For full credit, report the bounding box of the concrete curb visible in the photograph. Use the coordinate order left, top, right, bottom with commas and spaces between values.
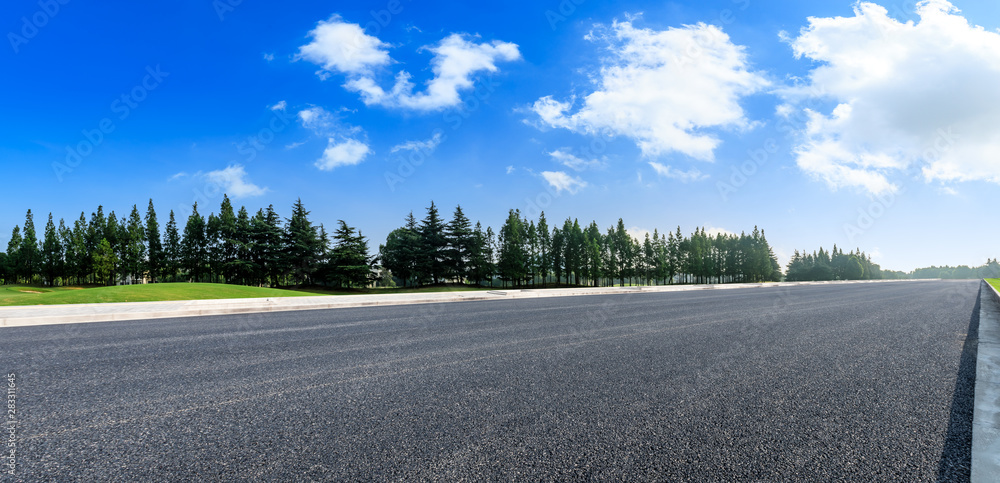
0, 278, 932, 328
974, 280, 1000, 482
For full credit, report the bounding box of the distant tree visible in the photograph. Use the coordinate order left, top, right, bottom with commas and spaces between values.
181, 203, 209, 282
380, 225, 421, 287
164, 210, 181, 282
19, 210, 39, 283
92, 238, 118, 286
145, 200, 162, 282
6, 226, 21, 284
537, 212, 551, 285
40, 213, 63, 286
418, 201, 448, 284
122, 205, 147, 284
497, 209, 527, 286
444, 205, 474, 283
330, 220, 372, 288
283, 198, 322, 285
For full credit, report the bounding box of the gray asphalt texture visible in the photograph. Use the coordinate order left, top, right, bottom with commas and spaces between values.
0, 280, 980, 481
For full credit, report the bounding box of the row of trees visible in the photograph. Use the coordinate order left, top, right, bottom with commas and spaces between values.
784, 246, 892, 281
910, 260, 1000, 280
379, 202, 783, 288
0, 197, 374, 288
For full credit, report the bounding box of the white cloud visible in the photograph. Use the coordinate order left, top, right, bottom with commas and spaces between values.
205, 165, 268, 198
297, 106, 334, 133
782, 0, 1000, 194
168, 172, 188, 181
316, 138, 370, 171
531, 19, 768, 161
298, 17, 520, 111
626, 227, 651, 242
390, 132, 443, 153
648, 161, 708, 182
270, 100, 287, 111
263, 52, 275, 62
506, 165, 515, 174
541, 170, 587, 194
297, 15, 390, 75
548, 149, 603, 171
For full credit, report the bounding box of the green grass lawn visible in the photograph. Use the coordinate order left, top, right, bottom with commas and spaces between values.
986, 278, 1000, 292
0, 282, 491, 307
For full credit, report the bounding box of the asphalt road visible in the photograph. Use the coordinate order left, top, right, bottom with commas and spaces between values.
0, 280, 981, 481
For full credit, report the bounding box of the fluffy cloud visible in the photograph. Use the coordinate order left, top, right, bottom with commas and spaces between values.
270, 100, 286, 111
648, 161, 708, 182
390, 131, 443, 154
548, 149, 603, 171
296, 15, 390, 75
782, 0, 1000, 194
316, 139, 370, 171
531, 19, 768, 161
299, 17, 520, 111
541, 171, 587, 194
205, 165, 268, 198
297, 106, 370, 170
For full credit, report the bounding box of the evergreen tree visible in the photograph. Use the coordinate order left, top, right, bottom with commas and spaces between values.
92, 238, 118, 286
41, 213, 63, 286
181, 203, 208, 282
418, 201, 448, 284
122, 205, 146, 284
330, 220, 372, 288
537, 212, 551, 285
284, 198, 322, 285
19, 210, 39, 283
498, 209, 528, 286
444, 205, 474, 283
145, 200, 162, 283
6, 226, 21, 284
164, 210, 181, 282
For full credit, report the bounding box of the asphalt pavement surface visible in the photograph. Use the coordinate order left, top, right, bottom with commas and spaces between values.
0, 280, 980, 481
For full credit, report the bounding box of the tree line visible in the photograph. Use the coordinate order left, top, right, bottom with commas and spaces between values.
0, 198, 788, 289
379, 202, 783, 288
910, 260, 1000, 280
784, 246, 890, 281
0, 197, 374, 288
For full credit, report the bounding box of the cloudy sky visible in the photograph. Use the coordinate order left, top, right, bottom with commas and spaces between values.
3, 0, 1000, 272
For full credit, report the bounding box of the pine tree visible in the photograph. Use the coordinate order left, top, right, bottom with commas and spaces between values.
283, 199, 321, 285
6, 226, 21, 284
41, 213, 63, 286
19, 210, 39, 283
330, 220, 372, 288
122, 205, 146, 284
444, 205, 474, 283
181, 203, 208, 282
145, 200, 162, 283
537, 212, 551, 285
92, 238, 118, 286
164, 210, 181, 282
418, 201, 448, 284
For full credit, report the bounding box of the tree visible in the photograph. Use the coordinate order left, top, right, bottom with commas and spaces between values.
19, 210, 39, 283
92, 238, 118, 286
380, 226, 420, 287
283, 198, 322, 285
181, 203, 209, 282
444, 205, 474, 283
164, 210, 181, 282
418, 201, 448, 284
145, 200, 162, 282
537, 212, 551, 285
6, 226, 21, 284
330, 220, 372, 288
41, 213, 64, 286
122, 205, 147, 284
497, 209, 527, 286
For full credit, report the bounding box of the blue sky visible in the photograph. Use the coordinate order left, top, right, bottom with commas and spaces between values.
3, 0, 1000, 272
